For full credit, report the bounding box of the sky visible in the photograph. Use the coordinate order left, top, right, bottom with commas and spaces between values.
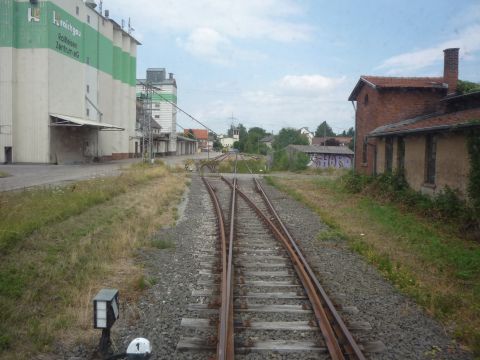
105, 0, 480, 135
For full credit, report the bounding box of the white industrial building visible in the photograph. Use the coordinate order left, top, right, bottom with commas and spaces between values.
136, 68, 177, 156
0, 0, 139, 164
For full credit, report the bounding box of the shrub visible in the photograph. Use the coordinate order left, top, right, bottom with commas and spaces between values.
341, 171, 477, 237
341, 170, 371, 193
289, 152, 309, 172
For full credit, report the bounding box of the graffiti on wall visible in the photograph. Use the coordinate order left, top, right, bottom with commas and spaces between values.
308, 153, 353, 169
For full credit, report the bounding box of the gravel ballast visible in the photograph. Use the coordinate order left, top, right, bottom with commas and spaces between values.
70, 173, 471, 359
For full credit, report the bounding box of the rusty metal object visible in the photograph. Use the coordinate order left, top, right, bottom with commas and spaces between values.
201, 177, 234, 359
253, 178, 366, 360
221, 176, 365, 360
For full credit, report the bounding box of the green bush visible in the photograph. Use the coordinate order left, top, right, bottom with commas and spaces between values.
272, 150, 309, 172
467, 128, 480, 214
289, 152, 309, 172
432, 187, 466, 220
341, 170, 371, 193
341, 171, 477, 235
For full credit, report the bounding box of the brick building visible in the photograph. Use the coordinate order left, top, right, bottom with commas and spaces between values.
349, 48, 480, 197
184, 129, 210, 152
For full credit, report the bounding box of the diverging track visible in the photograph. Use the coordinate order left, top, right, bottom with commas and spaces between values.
177, 164, 382, 359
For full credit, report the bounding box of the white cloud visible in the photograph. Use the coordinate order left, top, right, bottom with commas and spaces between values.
277, 74, 346, 96
106, 0, 312, 64
177, 27, 267, 65
378, 24, 480, 75
177, 27, 231, 65
182, 74, 354, 134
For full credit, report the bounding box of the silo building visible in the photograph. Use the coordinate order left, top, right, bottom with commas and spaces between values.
136, 68, 177, 156
0, 0, 140, 163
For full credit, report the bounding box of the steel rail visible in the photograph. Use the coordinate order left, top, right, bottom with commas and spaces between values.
201, 153, 238, 360
221, 176, 346, 360
201, 176, 234, 359
253, 178, 366, 360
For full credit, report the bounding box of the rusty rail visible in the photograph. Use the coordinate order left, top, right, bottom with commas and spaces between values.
253, 178, 366, 359
202, 154, 237, 360
221, 176, 366, 360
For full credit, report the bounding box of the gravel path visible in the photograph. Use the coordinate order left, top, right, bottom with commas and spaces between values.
69, 174, 471, 359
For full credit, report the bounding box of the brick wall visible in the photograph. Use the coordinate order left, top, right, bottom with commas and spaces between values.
354, 85, 446, 174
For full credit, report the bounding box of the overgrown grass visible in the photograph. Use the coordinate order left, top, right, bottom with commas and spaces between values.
265, 174, 480, 355
0, 163, 187, 358
216, 158, 268, 174
0, 164, 166, 254
341, 171, 480, 240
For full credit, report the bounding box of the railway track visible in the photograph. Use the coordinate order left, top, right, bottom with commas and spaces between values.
177, 155, 382, 359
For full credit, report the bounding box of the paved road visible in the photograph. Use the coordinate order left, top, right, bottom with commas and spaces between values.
0, 152, 220, 192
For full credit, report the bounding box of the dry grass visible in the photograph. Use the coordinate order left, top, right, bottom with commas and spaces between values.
267, 174, 479, 355
0, 164, 187, 359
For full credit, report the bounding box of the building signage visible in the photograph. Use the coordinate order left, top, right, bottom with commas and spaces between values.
52, 10, 81, 59
52, 11, 82, 37
28, 8, 41, 22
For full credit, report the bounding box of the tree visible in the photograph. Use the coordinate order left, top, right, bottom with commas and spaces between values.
185, 129, 195, 139
244, 127, 267, 154
233, 124, 248, 152
346, 127, 354, 137
315, 121, 335, 137
325, 138, 340, 146
272, 128, 309, 151
212, 134, 222, 151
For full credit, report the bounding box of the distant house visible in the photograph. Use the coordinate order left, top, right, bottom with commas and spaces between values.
312, 136, 353, 147
287, 145, 354, 169
219, 134, 236, 150
184, 129, 209, 152
299, 127, 314, 144
260, 134, 274, 148
348, 48, 480, 197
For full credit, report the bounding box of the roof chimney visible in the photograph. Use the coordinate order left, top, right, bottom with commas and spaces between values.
443, 48, 459, 95
169, 72, 174, 80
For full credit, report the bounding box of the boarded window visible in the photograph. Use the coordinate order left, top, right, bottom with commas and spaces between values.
425, 135, 437, 184
397, 137, 405, 171
362, 140, 367, 164
385, 137, 393, 172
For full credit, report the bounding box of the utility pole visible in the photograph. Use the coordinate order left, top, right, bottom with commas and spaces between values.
142, 82, 154, 163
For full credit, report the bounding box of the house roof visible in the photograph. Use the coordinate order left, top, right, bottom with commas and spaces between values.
368, 107, 480, 137
440, 90, 480, 102
177, 135, 198, 142
260, 135, 274, 142
348, 76, 446, 101
312, 136, 352, 145
184, 128, 208, 140
288, 144, 354, 155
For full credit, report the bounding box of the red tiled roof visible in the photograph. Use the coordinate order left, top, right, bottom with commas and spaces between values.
348, 76, 446, 101
184, 129, 208, 140
362, 76, 444, 88
369, 108, 480, 137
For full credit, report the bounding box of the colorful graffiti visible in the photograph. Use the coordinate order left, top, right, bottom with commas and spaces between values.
308, 153, 353, 169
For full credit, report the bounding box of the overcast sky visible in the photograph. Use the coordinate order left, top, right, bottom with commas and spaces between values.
106, 0, 480, 135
